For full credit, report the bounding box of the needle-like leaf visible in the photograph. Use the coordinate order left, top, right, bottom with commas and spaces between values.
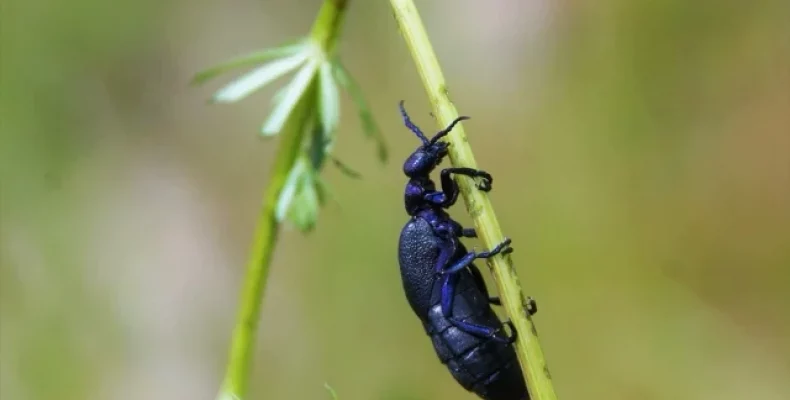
275, 158, 307, 222
192, 40, 307, 85
210, 51, 310, 104
330, 157, 361, 179
332, 60, 388, 162
318, 61, 340, 137
261, 60, 319, 136
287, 168, 320, 231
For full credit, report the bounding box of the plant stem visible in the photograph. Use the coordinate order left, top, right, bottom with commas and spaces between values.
311, 0, 348, 54
218, 2, 348, 399
219, 87, 313, 400
388, 1, 558, 400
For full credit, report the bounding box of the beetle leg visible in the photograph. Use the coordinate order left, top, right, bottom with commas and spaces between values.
525, 297, 538, 316
433, 239, 457, 275
469, 260, 537, 315
446, 220, 474, 239
461, 228, 477, 238
475, 237, 513, 258
439, 274, 504, 339
423, 191, 449, 205
435, 225, 460, 243
421, 175, 460, 208
437, 238, 513, 276
422, 167, 493, 209
498, 320, 518, 344
438, 252, 476, 276
436, 170, 461, 207
470, 250, 528, 311
468, 264, 489, 296
468, 263, 500, 305
440, 167, 494, 203
469, 265, 508, 306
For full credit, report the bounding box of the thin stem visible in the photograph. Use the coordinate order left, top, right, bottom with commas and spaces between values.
218, 2, 348, 399
311, 0, 348, 54
219, 86, 314, 400
388, 2, 558, 400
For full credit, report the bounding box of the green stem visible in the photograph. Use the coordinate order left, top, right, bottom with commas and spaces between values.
218, 2, 348, 399
311, 0, 348, 54
388, 1, 558, 400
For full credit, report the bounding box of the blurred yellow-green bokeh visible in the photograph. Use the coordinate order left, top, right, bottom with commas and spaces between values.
2, 1, 789, 399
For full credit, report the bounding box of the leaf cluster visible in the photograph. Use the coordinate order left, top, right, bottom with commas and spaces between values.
193, 38, 386, 231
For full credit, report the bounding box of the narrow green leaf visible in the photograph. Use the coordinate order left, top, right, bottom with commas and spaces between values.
192, 40, 307, 85
306, 117, 327, 169
330, 157, 361, 179
210, 51, 310, 104
314, 175, 343, 211
318, 61, 340, 137
314, 174, 330, 206
301, 177, 320, 229
275, 158, 307, 222
276, 158, 324, 231
270, 82, 290, 107
306, 119, 360, 180
332, 61, 388, 162
287, 171, 319, 231
261, 60, 319, 136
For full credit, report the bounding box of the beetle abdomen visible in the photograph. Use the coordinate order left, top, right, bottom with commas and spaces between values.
424, 272, 528, 400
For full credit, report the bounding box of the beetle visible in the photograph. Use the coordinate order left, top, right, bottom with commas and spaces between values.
396, 101, 535, 400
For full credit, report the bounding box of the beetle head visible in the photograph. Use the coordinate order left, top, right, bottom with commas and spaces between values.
403, 140, 449, 178
399, 100, 468, 178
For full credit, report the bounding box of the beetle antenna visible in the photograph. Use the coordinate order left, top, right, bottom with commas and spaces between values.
429, 115, 470, 144
399, 100, 430, 145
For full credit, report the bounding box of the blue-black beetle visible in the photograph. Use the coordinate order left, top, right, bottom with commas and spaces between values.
396, 101, 534, 400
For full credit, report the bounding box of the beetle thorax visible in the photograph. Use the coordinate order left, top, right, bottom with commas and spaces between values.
404, 177, 436, 215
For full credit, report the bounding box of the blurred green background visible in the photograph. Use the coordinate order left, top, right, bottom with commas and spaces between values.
2, 0, 789, 399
